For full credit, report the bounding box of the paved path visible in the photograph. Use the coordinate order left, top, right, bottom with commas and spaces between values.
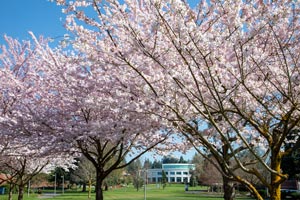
37, 193, 60, 199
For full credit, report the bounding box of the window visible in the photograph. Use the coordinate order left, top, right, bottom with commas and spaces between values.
157, 172, 162, 175
176, 177, 182, 182
170, 172, 175, 175
183, 172, 188, 175
176, 172, 182, 175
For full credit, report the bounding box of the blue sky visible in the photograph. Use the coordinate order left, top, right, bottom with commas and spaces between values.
0, 0, 66, 44
0, 0, 198, 44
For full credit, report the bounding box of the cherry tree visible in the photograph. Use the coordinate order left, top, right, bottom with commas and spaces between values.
0, 147, 74, 200
52, 0, 300, 200
0, 35, 76, 200
26, 28, 173, 200
1, 27, 172, 200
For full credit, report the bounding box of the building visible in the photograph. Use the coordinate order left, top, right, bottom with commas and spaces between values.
281, 180, 300, 190
147, 163, 195, 183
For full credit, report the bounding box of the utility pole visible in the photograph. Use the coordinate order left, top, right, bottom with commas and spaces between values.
144, 169, 147, 200
61, 175, 64, 194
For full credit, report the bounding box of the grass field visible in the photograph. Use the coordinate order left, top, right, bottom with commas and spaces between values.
0, 184, 254, 200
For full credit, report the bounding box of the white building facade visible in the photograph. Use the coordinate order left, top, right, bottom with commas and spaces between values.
147, 163, 195, 183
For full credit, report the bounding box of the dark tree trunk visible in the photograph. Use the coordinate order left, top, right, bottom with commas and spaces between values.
8, 183, 13, 200
18, 185, 24, 200
223, 176, 235, 200
95, 172, 104, 200
82, 183, 87, 192
7, 183, 15, 200
8, 190, 13, 200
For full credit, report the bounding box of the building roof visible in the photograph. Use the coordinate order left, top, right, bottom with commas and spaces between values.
162, 163, 195, 170
0, 174, 12, 186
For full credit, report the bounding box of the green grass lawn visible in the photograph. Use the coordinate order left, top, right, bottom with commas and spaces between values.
0, 184, 254, 200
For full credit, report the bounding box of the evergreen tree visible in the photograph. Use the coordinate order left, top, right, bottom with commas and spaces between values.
127, 159, 142, 176
179, 156, 188, 163
282, 130, 300, 179
151, 160, 162, 169
133, 172, 144, 192
161, 170, 167, 190
143, 159, 152, 169
189, 174, 197, 187
162, 156, 179, 164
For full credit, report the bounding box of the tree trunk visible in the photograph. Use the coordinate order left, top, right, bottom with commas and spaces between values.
8, 183, 13, 200
221, 144, 236, 200
18, 185, 24, 200
222, 176, 235, 200
8, 190, 13, 200
82, 183, 87, 192
95, 172, 104, 200
8, 186, 13, 200
88, 179, 92, 200
270, 186, 281, 200
269, 153, 282, 200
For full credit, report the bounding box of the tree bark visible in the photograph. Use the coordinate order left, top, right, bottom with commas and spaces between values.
17, 185, 24, 200
269, 153, 282, 200
8, 190, 13, 200
8, 187, 12, 200
223, 176, 235, 200
82, 183, 87, 192
95, 172, 104, 200
8, 183, 13, 200
88, 179, 92, 200
270, 186, 281, 200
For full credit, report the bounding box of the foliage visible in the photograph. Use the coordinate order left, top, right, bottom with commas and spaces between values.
161, 170, 167, 190
127, 159, 144, 191
282, 130, 300, 179
161, 155, 188, 164
152, 160, 162, 169
199, 158, 222, 187
30, 173, 49, 189
127, 159, 142, 176
132, 174, 144, 192
48, 167, 68, 187
143, 159, 152, 170
189, 174, 197, 187
69, 156, 96, 196
104, 168, 124, 188
190, 153, 204, 185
